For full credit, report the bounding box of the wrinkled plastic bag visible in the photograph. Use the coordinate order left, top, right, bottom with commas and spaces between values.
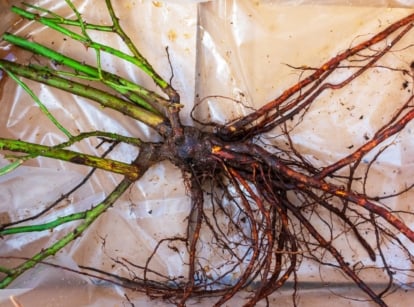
1, 0, 414, 306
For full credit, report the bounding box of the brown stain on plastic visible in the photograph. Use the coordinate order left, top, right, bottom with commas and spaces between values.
167, 29, 177, 42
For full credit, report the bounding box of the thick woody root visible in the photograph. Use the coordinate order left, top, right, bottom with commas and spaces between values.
116, 12, 414, 305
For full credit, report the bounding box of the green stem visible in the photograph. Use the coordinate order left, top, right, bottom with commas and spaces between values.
0, 59, 169, 134
11, 5, 171, 94
0, 156, 28, 176
0, 132, 139, 176
2, 33, 169, 114
0, 211, 87, 235
104, 0, 178, 100
2, 66, 72, 138
57, 131, 142, 148
0, 138, 140, 180
0, 177, 133, 288
21, 2, 114, 32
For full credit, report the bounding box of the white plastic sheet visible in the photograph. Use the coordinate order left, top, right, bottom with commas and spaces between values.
1, 0, 414, 306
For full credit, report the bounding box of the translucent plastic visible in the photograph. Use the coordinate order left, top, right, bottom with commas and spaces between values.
1, 0, 414, 306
